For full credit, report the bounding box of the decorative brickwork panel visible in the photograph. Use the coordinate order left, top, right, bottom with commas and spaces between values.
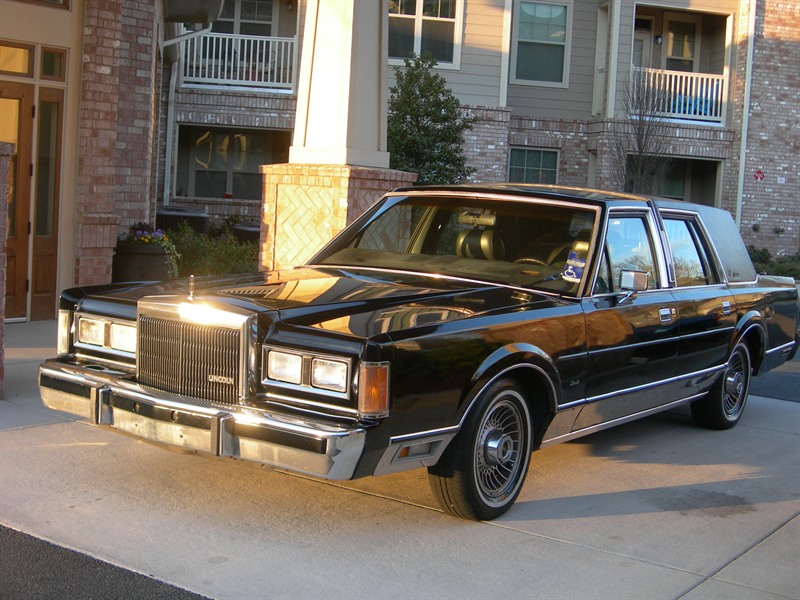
275, 185, 342, 269
260, 164, 416, 271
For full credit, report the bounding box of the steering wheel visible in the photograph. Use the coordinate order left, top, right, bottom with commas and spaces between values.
514, 257, 549, 266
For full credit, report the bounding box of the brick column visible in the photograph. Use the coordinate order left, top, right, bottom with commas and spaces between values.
73, 0, 123, 285
260, 164, 416, 271
0, 142, 12, 396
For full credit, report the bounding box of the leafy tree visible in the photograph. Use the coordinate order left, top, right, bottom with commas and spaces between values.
388, 53, 475, 185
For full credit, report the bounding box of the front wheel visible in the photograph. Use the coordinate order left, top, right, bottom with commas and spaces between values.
691, 342, 751, 430
428, 379, 532, 520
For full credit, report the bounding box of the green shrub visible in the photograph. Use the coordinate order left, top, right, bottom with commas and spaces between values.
748, 245, 800, 280
169, 222, 258, 276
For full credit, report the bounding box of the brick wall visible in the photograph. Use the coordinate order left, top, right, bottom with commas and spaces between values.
737, 0, 800, 256
462, 106, 511, 183
0, 142, 12, 396
116, 0, 159, 228
74, 0, 161, 285
74, 0, 124, 284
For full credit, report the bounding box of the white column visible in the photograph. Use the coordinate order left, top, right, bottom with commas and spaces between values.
289, 0, 390, 168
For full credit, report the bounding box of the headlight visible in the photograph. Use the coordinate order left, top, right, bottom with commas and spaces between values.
311, 358, 348, 393
109, 323, 137, 353
74, 314, 137, 355
267, 350, 303, 385
78, 317, 105, 346
263, 348, 352, 396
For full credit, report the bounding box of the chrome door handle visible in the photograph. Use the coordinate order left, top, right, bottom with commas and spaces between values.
659, 308, 676, 322
722, 301, 732, 315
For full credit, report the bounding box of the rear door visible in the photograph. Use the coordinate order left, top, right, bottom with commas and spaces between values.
662, 213, 736, 382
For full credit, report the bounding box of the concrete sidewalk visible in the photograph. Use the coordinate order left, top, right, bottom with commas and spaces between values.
1, 320, 799, 599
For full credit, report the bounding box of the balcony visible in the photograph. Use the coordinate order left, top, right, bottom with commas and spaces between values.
180, 31, 296, 91
630, 67, 725, 125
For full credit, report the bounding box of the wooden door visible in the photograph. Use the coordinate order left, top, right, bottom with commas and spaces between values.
30, 87, 63, 320
1, 81, 34, 319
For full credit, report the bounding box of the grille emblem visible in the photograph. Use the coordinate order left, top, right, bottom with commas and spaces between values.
208, 374, 235, 386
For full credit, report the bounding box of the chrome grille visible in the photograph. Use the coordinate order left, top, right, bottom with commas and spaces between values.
138, 315, 242, 404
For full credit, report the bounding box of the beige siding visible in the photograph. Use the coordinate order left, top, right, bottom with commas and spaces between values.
389, 0, 507, 107
506, 0, 598, 119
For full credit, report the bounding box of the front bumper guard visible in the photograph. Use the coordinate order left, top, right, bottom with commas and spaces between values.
39, 360, 366, 480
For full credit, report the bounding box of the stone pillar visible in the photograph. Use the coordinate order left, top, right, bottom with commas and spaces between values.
260, 0, 416, 271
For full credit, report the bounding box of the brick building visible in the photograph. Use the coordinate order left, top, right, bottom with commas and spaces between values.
1, 0, 798, 334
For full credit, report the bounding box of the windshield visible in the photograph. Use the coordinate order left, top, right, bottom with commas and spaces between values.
312, 194, 599, 295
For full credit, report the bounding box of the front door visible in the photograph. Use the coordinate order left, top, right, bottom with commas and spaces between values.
1, 81, 34, 319
1, 81, 61, 320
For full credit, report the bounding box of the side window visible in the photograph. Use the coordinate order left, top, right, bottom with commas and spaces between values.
664, 218, 716, 286
605, 216, 658, 290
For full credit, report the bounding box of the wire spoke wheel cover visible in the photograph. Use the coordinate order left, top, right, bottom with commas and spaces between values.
474, 395, 526, 506
428, 378, 533, 520
691, 342, 751, 430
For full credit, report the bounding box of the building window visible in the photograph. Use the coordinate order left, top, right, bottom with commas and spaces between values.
176, 126, 290, 201
389, 0, 463, 67
0, 41, 35, 77
511, 0, 572, 87
41, 47, 66, 81
10, 0, 69, 8
213, 0, 274, 36
509, 148, 559, 184
664, 13, 701, 73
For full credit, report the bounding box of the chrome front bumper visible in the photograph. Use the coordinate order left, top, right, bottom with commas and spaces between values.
39, 360, 366, 480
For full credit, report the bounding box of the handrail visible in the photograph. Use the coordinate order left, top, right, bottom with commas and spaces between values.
181, 31, 295, 90
631, 66, 725, 123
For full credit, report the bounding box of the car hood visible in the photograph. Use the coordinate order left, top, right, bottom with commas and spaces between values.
82, 268, 558, 340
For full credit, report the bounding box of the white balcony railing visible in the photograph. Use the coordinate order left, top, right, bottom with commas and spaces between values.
181, 31, 295, 90
631, 67, 725, 124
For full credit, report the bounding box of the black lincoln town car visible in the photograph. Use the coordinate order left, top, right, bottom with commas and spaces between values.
40, 185, 799, 520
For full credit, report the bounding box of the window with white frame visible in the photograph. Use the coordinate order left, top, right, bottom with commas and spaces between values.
213, 0, 274, 36
388, 0, 463, 67
511, 0, 572, 86
509, 148, 559, 184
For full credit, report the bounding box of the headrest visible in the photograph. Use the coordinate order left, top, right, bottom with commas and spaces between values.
455, 229, 505, 260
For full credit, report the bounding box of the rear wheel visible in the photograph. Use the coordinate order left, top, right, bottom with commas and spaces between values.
428, 379, 532, 520
691, 342, 751, 430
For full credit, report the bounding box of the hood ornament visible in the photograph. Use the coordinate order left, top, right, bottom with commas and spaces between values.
188, 274, 195, 300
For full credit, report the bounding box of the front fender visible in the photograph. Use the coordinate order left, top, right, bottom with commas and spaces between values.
459, 343, 562, 425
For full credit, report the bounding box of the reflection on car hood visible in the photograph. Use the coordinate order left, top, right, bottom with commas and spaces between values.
216, 267, 555, 338
78, 268, 558, 339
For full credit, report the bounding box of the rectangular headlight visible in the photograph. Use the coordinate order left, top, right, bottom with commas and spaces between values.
311, 358, 348, 393
267, 350, 303, 385
109, 323, 137, 353
77, 317, 106, 347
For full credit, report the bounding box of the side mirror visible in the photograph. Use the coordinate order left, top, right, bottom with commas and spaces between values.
620, 270, 648, 292
618, 270, 648, 305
